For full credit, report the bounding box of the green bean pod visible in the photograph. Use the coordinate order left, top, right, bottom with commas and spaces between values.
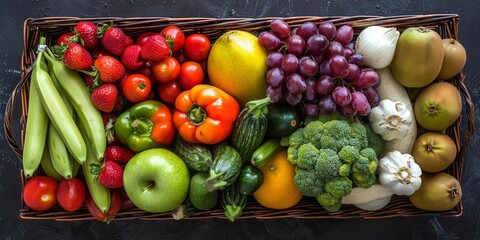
44, 52, 106, 161
22, 39, 49, 178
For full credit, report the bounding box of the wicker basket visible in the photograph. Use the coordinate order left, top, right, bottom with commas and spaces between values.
4, 14, 475, 221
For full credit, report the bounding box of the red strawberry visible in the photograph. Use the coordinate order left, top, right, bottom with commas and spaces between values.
104, 146, 136, 165
92, 47, 110, 59
94, 55, 125, 83
91, 83, 118, 113
116, 71, 131, 89
101, 113, 120, 145
125, 35, 134, 47
83, 75, 95, 89
113, 92, 126, 112
63, 43, 93, 71
74, 21, 99, 49
100, 26, 129, 56
91, 161, 124, 189
121, 45, 145, 70
140, 34, 170, 62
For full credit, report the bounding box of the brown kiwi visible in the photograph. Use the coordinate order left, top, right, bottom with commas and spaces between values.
409, 172, 462, 211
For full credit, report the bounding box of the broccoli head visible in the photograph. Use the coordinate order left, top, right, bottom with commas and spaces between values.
324, 176, 352, 199
315, 149, 342, 179
317, 192, 342, 212
297, 143, 320, 169
294, 168, 325, 197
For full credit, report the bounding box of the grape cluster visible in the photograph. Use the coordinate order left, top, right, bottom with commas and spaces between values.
259, 19, 380, 117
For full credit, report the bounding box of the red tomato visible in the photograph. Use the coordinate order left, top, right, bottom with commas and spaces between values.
161, 26, 185, 53
183, 34, 211, 61
122, 74, 152, 103
177, 61, 204, 90
56, 178, 86, 212
23, 176, 58, 212
57, 32, 75, 46
151, 56, 181, 83
85, 188, 124, 223
135, 32, 156, 47
158, 81, 183, 104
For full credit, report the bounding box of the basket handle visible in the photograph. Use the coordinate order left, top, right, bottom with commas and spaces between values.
3, 63, 35, 161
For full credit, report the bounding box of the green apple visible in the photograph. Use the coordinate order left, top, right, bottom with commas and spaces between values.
123, 148, 190, 213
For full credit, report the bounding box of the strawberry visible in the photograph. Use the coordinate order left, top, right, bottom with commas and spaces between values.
62, 43, 93, 71
74, 21, 99, 49
140, 34, 170, 62
101, 113, 120, 145
94, 55, 125, 83
104, 146, 136, 165
113, 92, 126, 112
91, 161, 124, 189
92, 47, 110, 59
91, 83, 118, 113
83, 75, 95, 89
100, 26, 130, 56
121, 45, 145, 70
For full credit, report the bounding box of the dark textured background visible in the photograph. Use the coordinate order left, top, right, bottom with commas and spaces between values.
1, 1, 479, 239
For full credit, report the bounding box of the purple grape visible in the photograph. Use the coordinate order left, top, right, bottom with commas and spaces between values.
350, 91, 369, 112
267, 85, 284, 103
329, 55, 349, 78
286, 73, 307, 94
258, 31, 282, 51
306, 34, 329, 55
326, 41, 344, 59
363, 87, 380, 107
343, 48, 355, 61
296, 22, 318, 41
266, 67, 285, 87
286, 34, 306, 56
318, 95, 337, 114
270, 19, 291, 39
345, 64, 360, 81
312, 52, 328, 64
304, 103, 320, 117
344, 42, 355, 50
281, 54, 299, 73
315, 75, 334, 96
267, 52, 284, 68
298, 56, 319, 77
303, 78, 317, 101
318, 60, 331, 76
318, 21, 337, 40
335, 25, 354, 46
332, 86, 352, 106
348, 53, 365, 67
285, 91, 303, 105
355, 68, 379, 88
357, 103, 372, 117
340, 104, 357, 117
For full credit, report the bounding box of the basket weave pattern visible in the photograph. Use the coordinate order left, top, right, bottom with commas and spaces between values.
4, 14, 475, 221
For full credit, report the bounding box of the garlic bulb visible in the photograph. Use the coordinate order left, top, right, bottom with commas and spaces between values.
369, 99, 413, 141
355, 26, 400, 69
378, 150, 422, 196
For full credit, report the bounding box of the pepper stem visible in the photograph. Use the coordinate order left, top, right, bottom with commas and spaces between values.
187, 104, 207, 126
131, 118, 153, 136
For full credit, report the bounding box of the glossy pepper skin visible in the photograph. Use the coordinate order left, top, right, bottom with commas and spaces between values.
173, 84, 240, 144
115, 100, 175, 152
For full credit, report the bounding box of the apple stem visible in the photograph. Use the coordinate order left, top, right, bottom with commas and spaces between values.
142, 181, 155, 192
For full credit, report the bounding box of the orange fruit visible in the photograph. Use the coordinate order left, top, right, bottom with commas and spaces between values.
253, 149, 303, 209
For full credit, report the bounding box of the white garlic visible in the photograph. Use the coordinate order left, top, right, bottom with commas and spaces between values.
378, 150, 422, 196
369, 99, 413, 141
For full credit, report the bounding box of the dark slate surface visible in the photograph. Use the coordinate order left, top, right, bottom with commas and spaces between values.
1, 1, 479, 239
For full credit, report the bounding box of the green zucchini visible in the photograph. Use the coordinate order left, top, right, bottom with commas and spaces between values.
236, 165, 264, 195
266, 103, 300, 138
251, 138, 282, 167
231, 97, 270, 164
172, 135, 213, 172
206, 142, 243, 192
221, 183, 247, 222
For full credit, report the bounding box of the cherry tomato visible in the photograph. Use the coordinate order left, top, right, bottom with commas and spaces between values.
177, 61, 204, 90
122, 73, 152, 103
85, 188, 124, 223
183, 34, 211, 61
57, 32, 75, 46
158, 81, 183, 104
151, 56, 181, 83
161, 26, 185, 53
56, 178, 86, 212
135, 32, 156, 47
23, 176, 58, 212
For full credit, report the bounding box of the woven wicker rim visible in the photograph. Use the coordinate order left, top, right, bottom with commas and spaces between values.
4, 14, 475, 221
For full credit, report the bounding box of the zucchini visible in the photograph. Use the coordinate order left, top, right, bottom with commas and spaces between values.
188, 172, 218, 210
251, 138, 282, 167
221, 183, 247, 222
172, 134, 213, 172
231, 97, 270, 164
206, 142, 243, 192
266, 103, 300, 138
236, 165, 264, 195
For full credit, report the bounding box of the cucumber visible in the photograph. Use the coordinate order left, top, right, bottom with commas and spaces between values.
236, 165, 264, 195
231, 97, 270, 164
266, 103, 300, 138
206, 142, 243, 192
221, 183, 247, 222
251, 138, 282, 167
188, 172, 218, 211
172, 135, 213, 172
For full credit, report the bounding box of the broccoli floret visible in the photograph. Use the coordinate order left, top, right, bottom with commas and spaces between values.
315, 149, 342, 179
320, 120, 352, 152
294, 168, 325, 197
287, 147, 299, 165
365, 123, 386, 156
349, 121, 369, 149
338, 163, 352, 177
317, 192, 342, 212
303, 121, 324, 149
297, 143, 320, 169
352, 173, 376, 189
352, 156, 370, 175
324, 176, 352, 199
280, 136, 290, 147
338, 146, 359, 163
288, 128, 305, 148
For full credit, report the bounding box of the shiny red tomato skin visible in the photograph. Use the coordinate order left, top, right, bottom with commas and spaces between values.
57, 178, 86, 212
151, 56, 181, 83
122, 73, 152, 103
23, 176, 58, 212
158, 81, 183, 104
183, 34, 211, 61
161, 26, 185, 53
177, 61, 204, 90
